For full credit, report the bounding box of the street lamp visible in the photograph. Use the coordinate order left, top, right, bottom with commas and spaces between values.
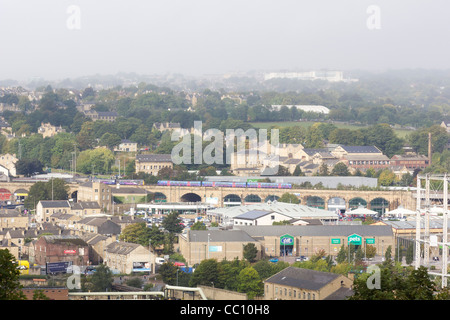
207, 233, 211, 259
149, 239, 152, 275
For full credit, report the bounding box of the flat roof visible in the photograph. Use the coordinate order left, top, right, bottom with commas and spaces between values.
235, 225, 393, 237
209, 202, 339, 220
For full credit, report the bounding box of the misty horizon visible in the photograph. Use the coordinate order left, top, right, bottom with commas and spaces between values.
0, 1, 449, 81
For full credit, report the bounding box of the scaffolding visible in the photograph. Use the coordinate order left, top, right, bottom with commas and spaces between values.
415, 173, 449, 287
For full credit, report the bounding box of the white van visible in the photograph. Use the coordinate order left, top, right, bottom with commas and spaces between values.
155, 257, 165, 265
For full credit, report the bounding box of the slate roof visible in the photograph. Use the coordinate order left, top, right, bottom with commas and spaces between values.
71, 201, 102, 210
340, 145, 381, 154
323, 287, 354, 300
302, 148, 329, 156
106, 241, 141, 255
41, 235, 88, 246
136, 154, 172, 162
82, 233, 108, 245
188, 230, 258, 243
235, 225, 393, 237
97, 111, 118, 117
234, 210, 274, 220
265, 267, 341, 291
39, 200, 70, 208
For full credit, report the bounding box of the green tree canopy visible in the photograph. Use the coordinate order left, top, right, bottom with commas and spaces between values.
278, 193, 300, 204
24, 179, 69, 210
0, 249, 27, 300
88, 263, 113, 292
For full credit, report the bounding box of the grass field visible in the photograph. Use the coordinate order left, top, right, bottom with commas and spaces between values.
249, 121, 413, 139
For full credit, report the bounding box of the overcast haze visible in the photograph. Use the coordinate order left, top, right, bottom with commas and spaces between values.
0, 0, 449, 81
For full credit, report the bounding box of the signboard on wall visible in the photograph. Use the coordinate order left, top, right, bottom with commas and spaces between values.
209, 246, 222, 252
347, 234, 362, 245
132, 262, 151, 272
331, 238, 341, 244
280, 234, 294, 246
46, 261, 72, 274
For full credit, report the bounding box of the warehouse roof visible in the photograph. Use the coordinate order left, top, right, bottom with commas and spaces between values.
235, 225, 393, 237
209, 202, 339, 220
265, 267, 341, 291
188, 230, 258, 243
234, 210, 276, 220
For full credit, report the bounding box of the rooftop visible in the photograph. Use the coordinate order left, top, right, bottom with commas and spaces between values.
340, 145, 382, 154
265, 266, 341, 291
188, 229, 258, 243
136, 154, 173, 163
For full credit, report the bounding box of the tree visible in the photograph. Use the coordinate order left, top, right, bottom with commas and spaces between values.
0, 249, 27, 300
405, 245, 414, 265
158, 262, 179, 285
89, 263, 113, 292
336, 245, 347, 264
331, 163, 350, 176
318, 163, 329, 176
126, 277, 143, 289
237, 267, 264, 299
293, 165, 304, 176
24, 179, 69, 210
161, 211, 183, 234
365, 245, 377, 259
385, 245, 392, 261
278, 193, 300, 204
252, 260, 276, 280
99, 132, 122, 150
15, 159, 44, 177
119, 222, 151, 246
32, 289, 50, 300
190, 221, 207, 230
189, 259, 221, 287
76, 147, 115, 175
243, 243, 258, 263
148, 225, 165, 250
378, 170, 396, 186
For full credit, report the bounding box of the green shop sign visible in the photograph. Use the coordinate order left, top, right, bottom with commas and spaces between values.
280, 234, 294, 246
366, 238, 376, 244
347, 234, 362, 245
331, 238, 341, 244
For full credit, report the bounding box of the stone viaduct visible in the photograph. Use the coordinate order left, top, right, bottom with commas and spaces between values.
0, 180, 422, 213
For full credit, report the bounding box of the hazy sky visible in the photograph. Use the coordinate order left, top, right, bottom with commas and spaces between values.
0, 0, 449, 80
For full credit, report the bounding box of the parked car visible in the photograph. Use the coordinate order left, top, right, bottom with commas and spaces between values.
295, 256, 309, 262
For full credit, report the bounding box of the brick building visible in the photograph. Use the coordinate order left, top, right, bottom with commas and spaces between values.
33, 235, 90, 266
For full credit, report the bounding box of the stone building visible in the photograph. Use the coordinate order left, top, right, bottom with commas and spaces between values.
264, 267, 353, 300
135, 154, 173, 176
104, 241, 153, 274
178, 229, 262, 266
